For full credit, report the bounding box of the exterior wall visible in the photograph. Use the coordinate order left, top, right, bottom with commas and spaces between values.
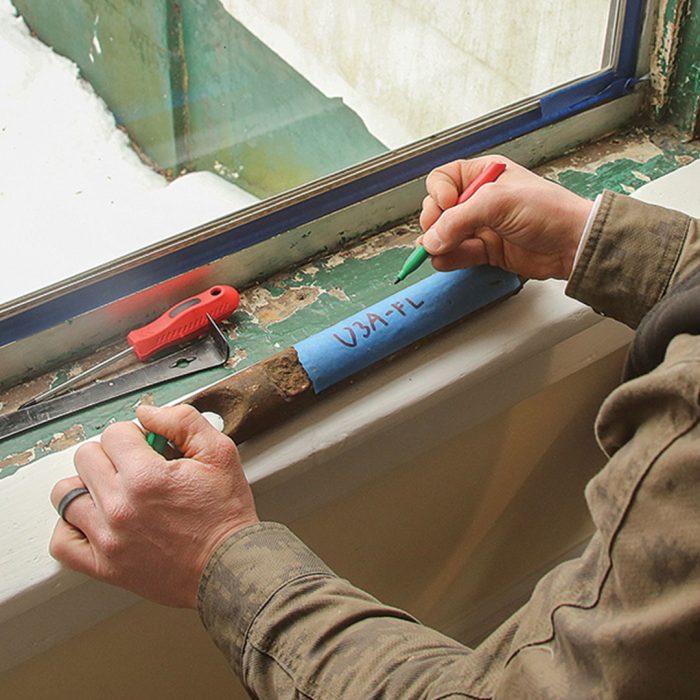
219, 0, 612, 147
11, 0, 386, 195
10, 0, 611, 189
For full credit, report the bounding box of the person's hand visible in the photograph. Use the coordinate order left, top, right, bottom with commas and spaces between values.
49, 405, 259, 608
420, 155, 593, 280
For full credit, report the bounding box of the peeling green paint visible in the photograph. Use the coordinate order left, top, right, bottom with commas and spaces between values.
653, 0, 687, 106
652, 0, 700, 138
541, 124, 700, 198
554, 153, 697, 198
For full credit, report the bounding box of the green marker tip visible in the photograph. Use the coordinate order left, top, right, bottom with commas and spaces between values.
394, 244, 430, 284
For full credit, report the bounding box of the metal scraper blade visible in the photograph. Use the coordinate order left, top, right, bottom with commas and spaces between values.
0, 317, 230, 442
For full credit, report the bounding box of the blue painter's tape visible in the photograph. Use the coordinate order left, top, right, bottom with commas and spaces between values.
294, 266, 521, 393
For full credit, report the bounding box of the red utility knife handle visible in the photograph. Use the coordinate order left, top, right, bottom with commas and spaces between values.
456, 161, 506, 205
127, 285, 240, 361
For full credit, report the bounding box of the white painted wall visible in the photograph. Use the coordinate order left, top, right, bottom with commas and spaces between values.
220, 0, 612, 147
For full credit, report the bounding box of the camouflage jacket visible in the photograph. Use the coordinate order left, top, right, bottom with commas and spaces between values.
198, 191, 700, 699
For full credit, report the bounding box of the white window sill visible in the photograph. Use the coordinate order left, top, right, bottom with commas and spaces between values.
0, 278, 632, 671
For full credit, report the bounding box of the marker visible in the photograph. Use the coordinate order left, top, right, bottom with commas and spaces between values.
394, 161, 507, 284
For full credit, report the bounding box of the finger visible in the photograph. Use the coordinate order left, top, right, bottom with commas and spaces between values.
425, 156, 502, 208
419, 195, 443, 232
50, 475, 97, 536
426, 154, 517, 213
99, 420, 164, 474
49, 519, 97, 576
425, 167, 460, 211
74, 441, 117, 500
136, 404, 238, 466
431, 238, 490, 272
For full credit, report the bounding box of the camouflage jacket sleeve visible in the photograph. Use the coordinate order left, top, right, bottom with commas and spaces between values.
565, 189, 697, 328
197, 191, 700, 699
197, 522, 482, 698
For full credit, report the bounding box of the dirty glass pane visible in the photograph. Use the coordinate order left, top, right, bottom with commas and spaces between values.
2, 0, 614, 304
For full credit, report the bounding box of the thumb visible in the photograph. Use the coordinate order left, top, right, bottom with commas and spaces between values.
136, 404, 235, 466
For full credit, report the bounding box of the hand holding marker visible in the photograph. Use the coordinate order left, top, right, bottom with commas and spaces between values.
394, 161, 507, 283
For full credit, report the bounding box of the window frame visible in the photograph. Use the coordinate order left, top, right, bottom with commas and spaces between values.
0, 0, 648, 374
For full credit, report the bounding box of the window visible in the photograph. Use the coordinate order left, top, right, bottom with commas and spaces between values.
0, 0, 647, 377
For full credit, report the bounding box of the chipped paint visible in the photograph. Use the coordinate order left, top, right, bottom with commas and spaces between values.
0, 425, 84, 478
323, 228, 416, 269
239, 285, 323, 328
47, 425, 86, 452
136, 393, 157, 407
538, 125, 700, 199
537, 138, 665, 178
667, 0, 700, 138
225, 347, 248, 370
299, 263, 320, 276
651, 0, 700, 138
221, 321, 239, 341
0, 447, 35, 474
650, 0, 688, 111
327, 287, 350, 302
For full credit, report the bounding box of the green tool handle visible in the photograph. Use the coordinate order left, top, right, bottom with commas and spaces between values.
145, 412, 222, 456
146, 431, 169, 455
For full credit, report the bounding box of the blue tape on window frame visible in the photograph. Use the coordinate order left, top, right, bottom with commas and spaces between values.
1, 1, 643, 348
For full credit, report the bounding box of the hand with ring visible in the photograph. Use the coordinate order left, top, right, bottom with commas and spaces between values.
49, 404, 259, 608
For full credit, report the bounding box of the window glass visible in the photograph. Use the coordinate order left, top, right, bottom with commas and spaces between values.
2, 0, 614, 306
225, 0, 612, 149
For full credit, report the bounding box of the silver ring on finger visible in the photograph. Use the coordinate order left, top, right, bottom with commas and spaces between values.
57, 487, 91, 521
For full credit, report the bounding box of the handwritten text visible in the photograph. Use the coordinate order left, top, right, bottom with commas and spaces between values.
333, 297, 425, 348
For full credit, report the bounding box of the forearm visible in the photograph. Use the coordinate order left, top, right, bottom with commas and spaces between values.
198, 523, 478, 699
566, 190, 698, 328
